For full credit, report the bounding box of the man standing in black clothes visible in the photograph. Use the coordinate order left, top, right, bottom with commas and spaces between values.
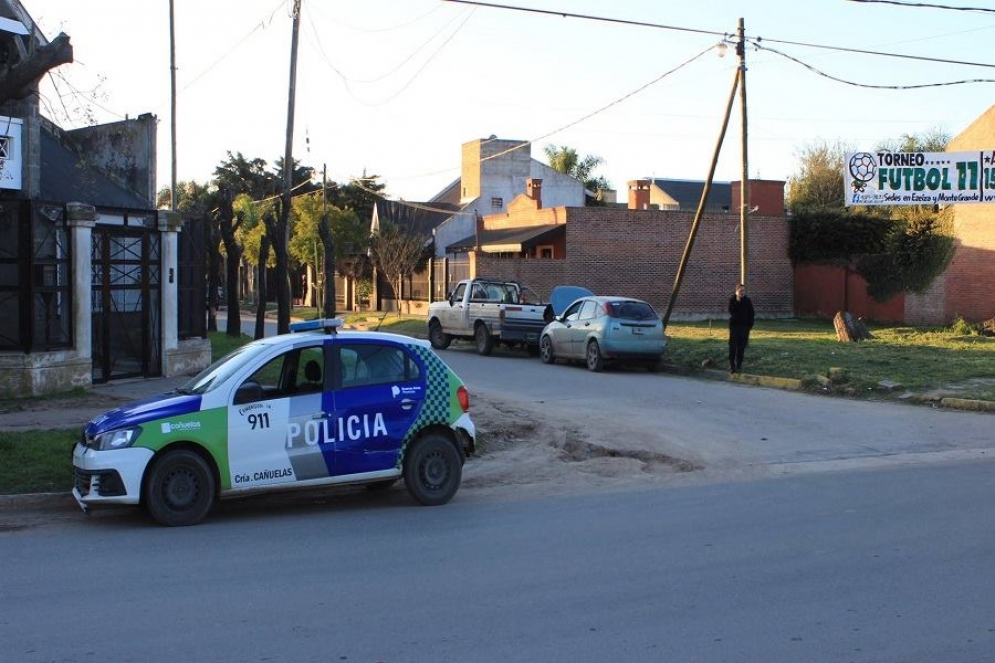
728, 283, 754, 374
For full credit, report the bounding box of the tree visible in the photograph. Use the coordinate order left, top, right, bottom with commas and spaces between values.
216, 187, 244, 337
543, 144, 612, 204
786, 140, 851, 212
368, 222, 431, 315
876, 127, 950, 154
213, 152, 278, 199
325, 173, 385, 227
234, 194, 273, 305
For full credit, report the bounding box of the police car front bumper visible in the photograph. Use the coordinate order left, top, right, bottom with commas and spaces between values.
72, 443, 153, 508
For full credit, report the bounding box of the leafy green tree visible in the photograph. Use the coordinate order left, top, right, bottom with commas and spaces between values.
291, 192, 370, 316
324, 173, 385, 227
213, 152, 278, 199
543, 144, 612, 204
786, 140, 851, 212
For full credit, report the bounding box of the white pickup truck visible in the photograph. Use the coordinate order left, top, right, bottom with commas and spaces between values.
427, 278, 550, 356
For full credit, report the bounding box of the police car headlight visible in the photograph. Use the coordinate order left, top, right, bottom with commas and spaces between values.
92, 427, 142, 451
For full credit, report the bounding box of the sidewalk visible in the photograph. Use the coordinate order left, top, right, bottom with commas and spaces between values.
0, 375, 191, 432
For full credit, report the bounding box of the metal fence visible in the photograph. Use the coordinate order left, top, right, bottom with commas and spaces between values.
431, 258, 469, 301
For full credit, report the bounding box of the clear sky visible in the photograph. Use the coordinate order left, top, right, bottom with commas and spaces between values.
28, 0, 995, 203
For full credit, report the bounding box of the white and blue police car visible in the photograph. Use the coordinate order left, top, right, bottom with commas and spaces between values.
72, 319, 476, 526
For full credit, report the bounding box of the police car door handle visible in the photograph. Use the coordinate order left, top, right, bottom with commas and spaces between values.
311, 412, 330, 420
400, 399, 415, 411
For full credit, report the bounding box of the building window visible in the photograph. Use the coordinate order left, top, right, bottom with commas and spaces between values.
491, 197, 503, 209
537, 245, 554, 259
0, 201, 72, 351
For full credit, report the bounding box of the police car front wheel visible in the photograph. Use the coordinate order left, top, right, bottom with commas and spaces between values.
143, 450, 216, 527
404, 435, 462, 506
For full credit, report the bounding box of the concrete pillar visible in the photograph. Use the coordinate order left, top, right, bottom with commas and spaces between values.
66, 202, 96, 362
158, 210, 183, 372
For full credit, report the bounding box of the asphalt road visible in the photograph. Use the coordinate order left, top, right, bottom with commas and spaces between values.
436, 342, 995, 475
4, 321, 994, 662
3, 460, 995, 662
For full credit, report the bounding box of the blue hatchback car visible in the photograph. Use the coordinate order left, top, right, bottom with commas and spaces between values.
539, 296, 667, 372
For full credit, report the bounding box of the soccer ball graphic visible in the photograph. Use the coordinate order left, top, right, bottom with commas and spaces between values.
848, 152, 877, 192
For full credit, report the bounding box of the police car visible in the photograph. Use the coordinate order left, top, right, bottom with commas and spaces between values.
72, 319, 476, 526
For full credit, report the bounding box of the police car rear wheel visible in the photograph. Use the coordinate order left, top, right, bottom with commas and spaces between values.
143, 450, 215, 527
404, 435, 461, 506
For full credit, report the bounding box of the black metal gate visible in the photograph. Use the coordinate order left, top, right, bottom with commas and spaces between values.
177, 215, 206, 340
91, 227, 161, 382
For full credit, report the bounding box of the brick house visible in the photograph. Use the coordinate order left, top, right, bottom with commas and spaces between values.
633, 178, 785, 217
442, 177, 793, 320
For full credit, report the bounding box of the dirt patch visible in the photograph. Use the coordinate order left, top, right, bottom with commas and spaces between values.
912, 377, 995, 402
462, 395, 699, 499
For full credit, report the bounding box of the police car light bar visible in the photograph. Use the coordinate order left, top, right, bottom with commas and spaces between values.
289, 318, 344, 334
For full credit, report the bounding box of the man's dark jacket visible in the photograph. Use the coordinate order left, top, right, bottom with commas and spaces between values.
728, 295, 755, 328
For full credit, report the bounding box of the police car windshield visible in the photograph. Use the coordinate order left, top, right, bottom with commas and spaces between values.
179, 343, 270, 394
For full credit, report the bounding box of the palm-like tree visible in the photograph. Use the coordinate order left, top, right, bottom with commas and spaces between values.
543, 144, 612, 204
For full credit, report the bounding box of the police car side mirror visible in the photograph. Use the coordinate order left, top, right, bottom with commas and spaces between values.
234, 381, 263, 405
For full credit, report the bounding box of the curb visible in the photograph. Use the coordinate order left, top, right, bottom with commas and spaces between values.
0, 491, 74, 510
940, 397, 995, 412
669, 365, 806, 392
730, 373, 806, 391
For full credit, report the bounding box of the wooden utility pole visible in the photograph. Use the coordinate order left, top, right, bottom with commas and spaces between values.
276, 0, 302, 334
737, 17, 750, 286
662, 65, 741, 328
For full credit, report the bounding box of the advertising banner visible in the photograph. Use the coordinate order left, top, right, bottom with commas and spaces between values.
844, 150, 995, 206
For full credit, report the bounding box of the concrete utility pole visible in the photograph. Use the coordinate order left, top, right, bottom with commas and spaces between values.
738, 17, 750, 286
169, 0, 177, 211
276, 0, 302, 334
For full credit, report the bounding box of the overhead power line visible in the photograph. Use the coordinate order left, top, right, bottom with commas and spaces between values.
757, 42, 995, 89
444, 0, 995, 70
847, 0, 995, 13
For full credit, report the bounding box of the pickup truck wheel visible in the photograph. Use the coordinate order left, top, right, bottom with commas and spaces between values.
428, 320, 451, 350
143, 450, 216, 527
404, 435, 462, 506
586, 340, 604, 372
540, 335, 556, 364
474, 323, 494, 355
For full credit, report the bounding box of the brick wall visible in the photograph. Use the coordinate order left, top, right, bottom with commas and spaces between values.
475, 207, 793, 319
731, 180, 785, 217
794, 263, 905, 323
926, 106, 995, 325
936, 208, 995, 323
